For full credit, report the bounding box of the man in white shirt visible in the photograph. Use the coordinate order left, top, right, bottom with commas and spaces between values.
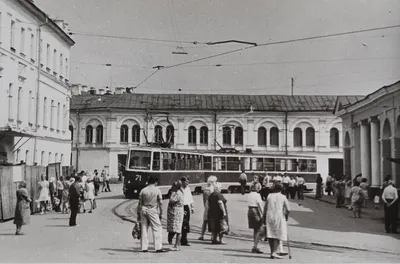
273, 174, 283, 183
381, 180, 398, 234
282, 174, 290, 198
239, 170, 248, 195
260, 173, 271, 201
181, 176, 195, 246
137, 176, 168, 253
296, 175, 305, 200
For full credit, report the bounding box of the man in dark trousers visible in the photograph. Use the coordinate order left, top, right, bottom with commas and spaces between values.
238, 170, 248, 195
69, 176, 81, 227
180, 176, 194, 246
381, 180, 398, 234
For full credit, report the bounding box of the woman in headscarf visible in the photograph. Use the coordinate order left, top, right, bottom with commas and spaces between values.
208, 182, 228, 244
14, 181, 32, 235
247, 182, 264, 254
264, 183, 290, 259
167, 180, 185, 251
199, 175, 217, 241
37, 174, 50, 215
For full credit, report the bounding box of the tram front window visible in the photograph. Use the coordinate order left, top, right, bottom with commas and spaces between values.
128, 150, 151, 170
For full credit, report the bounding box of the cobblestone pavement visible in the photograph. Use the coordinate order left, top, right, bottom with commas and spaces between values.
0, 184, 399, 263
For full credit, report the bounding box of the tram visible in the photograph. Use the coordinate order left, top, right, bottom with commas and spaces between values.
122, 146, 319, 198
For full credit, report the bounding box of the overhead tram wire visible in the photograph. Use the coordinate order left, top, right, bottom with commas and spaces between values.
156, 24, 400, 70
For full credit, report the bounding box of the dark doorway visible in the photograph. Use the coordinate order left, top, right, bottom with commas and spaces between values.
118, 154, 127, 181
329, 158, 343, 179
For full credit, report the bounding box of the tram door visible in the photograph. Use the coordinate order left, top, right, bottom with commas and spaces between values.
118, 154, 127, 180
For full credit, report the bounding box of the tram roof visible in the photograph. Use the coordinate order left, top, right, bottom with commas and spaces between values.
128, 146, 317, 159
71, 93, 364, 112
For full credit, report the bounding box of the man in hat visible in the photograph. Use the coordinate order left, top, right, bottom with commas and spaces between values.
181, 176, 194, 246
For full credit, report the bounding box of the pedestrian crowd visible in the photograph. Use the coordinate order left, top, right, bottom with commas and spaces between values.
135, 172, 291, 259
13, 168, 111, 235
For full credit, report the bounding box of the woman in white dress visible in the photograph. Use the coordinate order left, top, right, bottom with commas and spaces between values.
263, 183, 290, 259
86, 177, 95, 213
37, 174, 50, 215
198, 175, 217, 241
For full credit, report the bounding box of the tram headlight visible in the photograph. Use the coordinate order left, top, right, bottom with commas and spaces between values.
128, 180, 131, 184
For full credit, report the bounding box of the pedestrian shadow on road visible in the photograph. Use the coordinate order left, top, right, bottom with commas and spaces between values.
0, 233, 17, 236
44, 225, 70, 227
96, 194, 125, 200
100, 247, 141, 254
204, 247, 254, 254
223, 253, 269, 260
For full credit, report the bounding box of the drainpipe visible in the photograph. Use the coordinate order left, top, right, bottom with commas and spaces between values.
33, 16, 48, 164
75, 110, 80, 171
284, 111, 288, 155
214, 112, 217, 150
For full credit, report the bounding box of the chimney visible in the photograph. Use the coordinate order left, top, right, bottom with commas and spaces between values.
126, 87, 131, 93
89, 87, 96, 95
115, 87, 124, 95
98, 88, 105, 95
71, 84, 81, 95
81, 85, 88, 92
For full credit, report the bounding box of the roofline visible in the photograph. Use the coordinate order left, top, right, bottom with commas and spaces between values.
16, 0, 75, 46
335, 80, 400, 117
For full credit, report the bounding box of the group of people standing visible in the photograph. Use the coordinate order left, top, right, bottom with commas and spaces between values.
13, 169, 110, 235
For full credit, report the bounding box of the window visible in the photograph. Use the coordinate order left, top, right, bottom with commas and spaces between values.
17, 87, 22, 121
0, 12, 2, 43
152, 152, 160, 170
25, 150, 29, 165
270, 127, 279, 146
200, 126, 208, 144
28, 91, 32, 123
43, 97, 47, 126
16, 149, 20, 163
234, 127, 243, 145
128, 150, 151, 170
132, 125, 140, 143
166, 125, 174, 143
120, 125, 128, 143
85, 125, 93, 143
55, 153, 58, 163
258, 127, 267, 146
20, 28, 25, 54
40, 39, 44, 64
330, 128, 339, 147
53, 49, 57, 73
62, 105, 66, 130
188, 126, 196, 144
69, 125, 73, 140
57, 102, 60, 130
60, 54, 63, 76
10, 20, 16, 50
30, 33, 35, 60
65, 58, 69, 79
60, 154, 64, 164
8, 84, 13, 120
50, 100, 54, 129
222, 126, 231, 145
41, 151, 45, 166
154, 125, 162, 143
46, 44, 50, 68
293, 127, 302, 147
306, 127, 315, 147
96, 125, 103, 143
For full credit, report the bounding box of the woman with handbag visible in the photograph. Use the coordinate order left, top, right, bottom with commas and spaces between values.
167, 181, 184, 251
207, 182, 228, 244
247, 182, 264, 254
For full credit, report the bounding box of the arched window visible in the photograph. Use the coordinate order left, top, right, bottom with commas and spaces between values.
222, 126, 231, 145
293, 127, 302, 147
270, 127, 279, 146
188, 126, 196, 144
69, 125, 74, 140
234, 127, 243, 145
258, 127, 267, 146
96, 125, 103, 143
85, 125, 93, 143
306, 127, 315, 147
200, 126, 208, 144
120, 125, 128, 143
330, 128, 339, 147
132, 125, 140, 143
154, 125, 162, 143
166, 125, 174, 143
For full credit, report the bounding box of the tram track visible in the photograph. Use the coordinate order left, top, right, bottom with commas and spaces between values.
111, 199, 399, 256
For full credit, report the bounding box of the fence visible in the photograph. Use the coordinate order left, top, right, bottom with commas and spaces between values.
0, 164, 73, 222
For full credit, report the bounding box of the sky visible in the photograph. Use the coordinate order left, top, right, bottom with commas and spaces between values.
34, 0, 400, 95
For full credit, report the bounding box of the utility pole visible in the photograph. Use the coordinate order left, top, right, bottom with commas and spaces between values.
291, 77, 294, 96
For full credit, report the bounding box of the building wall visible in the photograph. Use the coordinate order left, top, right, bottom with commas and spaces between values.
69, 109, 343, 179
0, 0, 73, 166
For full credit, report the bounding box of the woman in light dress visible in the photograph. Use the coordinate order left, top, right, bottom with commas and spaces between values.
198, 175, 217, 241
264, 183, 290, 259
167, 181, 184, 251
208, 182, 229, 244
37, 174, 50, 214
247, 182, 264, 254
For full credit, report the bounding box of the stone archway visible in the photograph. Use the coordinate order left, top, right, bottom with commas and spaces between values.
395, 116, 400, 184
344, 131, 351, 178
382, 119, 392, 178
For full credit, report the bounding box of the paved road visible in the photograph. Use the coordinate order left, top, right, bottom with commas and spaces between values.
0, 184, 399, 263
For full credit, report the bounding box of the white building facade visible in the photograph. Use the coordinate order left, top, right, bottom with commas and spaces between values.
69, 89, 362, 179
0, 0, 75, 167
335, 81, 400, 196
